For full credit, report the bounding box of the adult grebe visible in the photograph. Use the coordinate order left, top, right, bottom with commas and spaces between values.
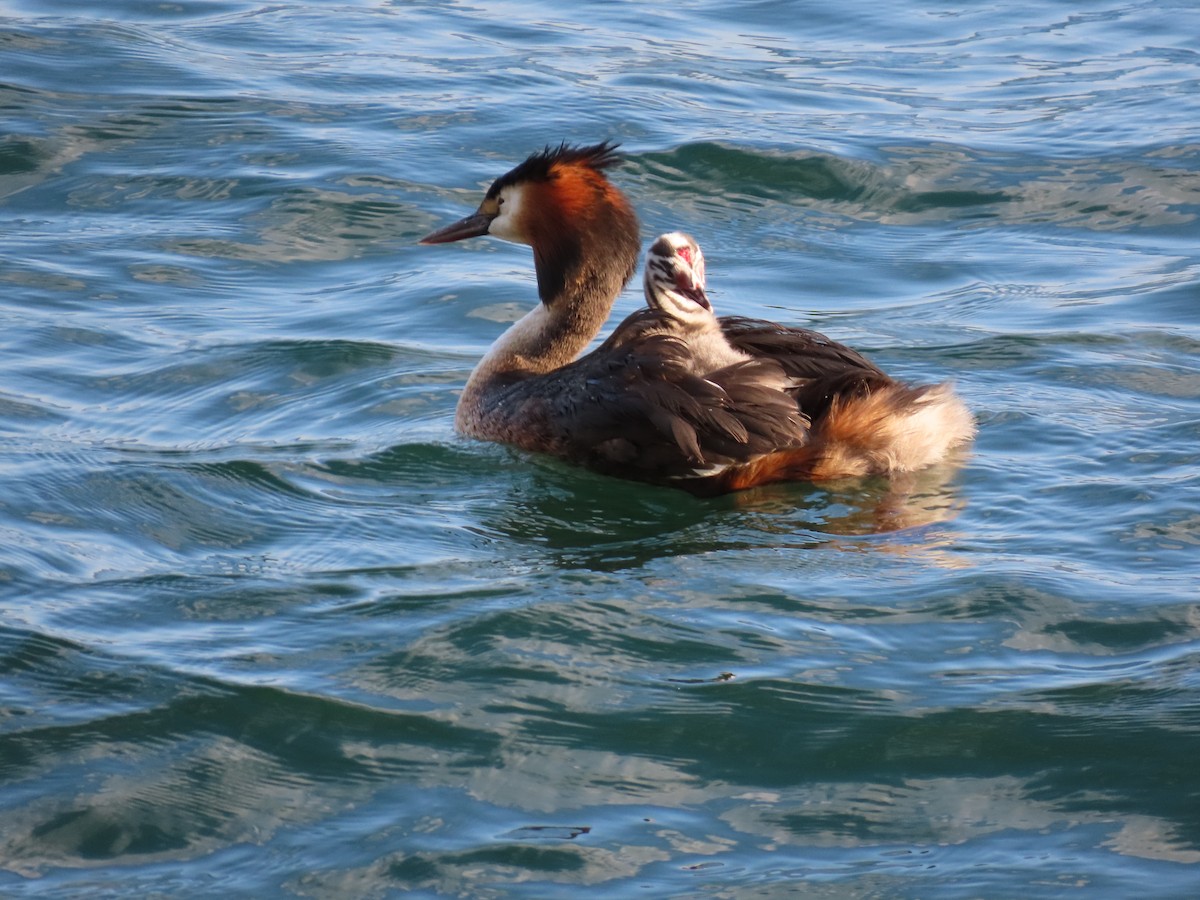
420, 142, 974, 495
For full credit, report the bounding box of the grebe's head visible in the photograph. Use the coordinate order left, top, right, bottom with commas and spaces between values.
644, 232, 711, 324
420, 141, 639, 305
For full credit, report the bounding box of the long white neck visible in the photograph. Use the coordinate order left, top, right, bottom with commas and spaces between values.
472, 303, 589, 379
456, 292, 616, 433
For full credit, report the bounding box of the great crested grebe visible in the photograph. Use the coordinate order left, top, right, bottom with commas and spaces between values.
420, 141, 974, 495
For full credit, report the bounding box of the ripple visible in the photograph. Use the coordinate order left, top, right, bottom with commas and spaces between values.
634, 140, 1200, 232
0, 676, 496, 877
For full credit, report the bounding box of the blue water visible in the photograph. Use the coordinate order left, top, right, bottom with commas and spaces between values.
3, 0, 1200, 896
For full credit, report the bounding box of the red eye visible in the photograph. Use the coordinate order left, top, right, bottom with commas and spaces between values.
677, 246, 692, 265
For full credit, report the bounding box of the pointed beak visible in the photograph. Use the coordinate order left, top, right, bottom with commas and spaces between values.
418, 211, 494, 245
689, 286, 713, 311
675, 271, 712, 310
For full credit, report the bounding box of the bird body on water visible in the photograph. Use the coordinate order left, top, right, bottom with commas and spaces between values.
420, 142, 974, 495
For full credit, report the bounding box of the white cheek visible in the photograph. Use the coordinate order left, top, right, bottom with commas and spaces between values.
488, 213, 521, 242
486, 186, 526, 243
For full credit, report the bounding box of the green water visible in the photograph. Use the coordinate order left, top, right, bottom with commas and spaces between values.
2, 0, 1199, 896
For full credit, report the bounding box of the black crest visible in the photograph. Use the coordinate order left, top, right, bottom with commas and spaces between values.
486, 141, 622, 197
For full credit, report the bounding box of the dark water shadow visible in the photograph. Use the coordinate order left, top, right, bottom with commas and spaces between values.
472, 448, 972, 571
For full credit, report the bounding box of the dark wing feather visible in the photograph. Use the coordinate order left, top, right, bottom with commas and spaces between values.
593, 307, 670, 352
489, 327, 808, 482
719, 316, 888, 380
701, 359, 809, 456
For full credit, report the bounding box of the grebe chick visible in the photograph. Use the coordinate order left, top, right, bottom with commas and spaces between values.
642, 231, 751, 373
421, 141, 974, 495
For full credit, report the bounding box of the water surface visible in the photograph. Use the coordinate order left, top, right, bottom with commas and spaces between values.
2, 0, 1199, 896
